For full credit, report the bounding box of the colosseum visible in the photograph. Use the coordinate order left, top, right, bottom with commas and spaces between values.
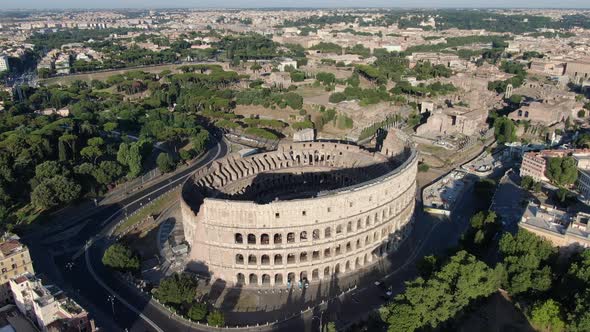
180, 130, 418, 287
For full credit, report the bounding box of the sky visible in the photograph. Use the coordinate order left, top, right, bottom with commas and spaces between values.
4, 0, 590, 9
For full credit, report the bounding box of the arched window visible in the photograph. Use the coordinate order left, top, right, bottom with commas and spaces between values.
312, 251, 320, 260
346, 242, 352, 252
347, 221, 352, 233
357, 219, 362, 230
235, 254, 244, 264
262, 274, 271, 285
356, 239, 361, 249
236, 273, 245, 284
300, 252, 308, 262
312, 229, 320, 240
312, 269, 319, 281
275, 274, 283, 285
334, 264, 340, 275
324, 227, 332, 238
247, 234, 256, 245
274, 254, 283, 265
355, 257, 361, 269
287, 254, 296, 264
324, 266, 330, 277
248, 255, 257, 265
345, 261, 351, 272
287, 272, 296, 283
300, 231, 308, 241
287, 233, 295, 243
324, 248, 331, 258
274, 234, 282, 244
249, 274, 258, 285
335, 245, 341, 255
235, 234, 243, 244
336, 225, 343, 234
261, 234, 269, 245
261, 255, 270, 265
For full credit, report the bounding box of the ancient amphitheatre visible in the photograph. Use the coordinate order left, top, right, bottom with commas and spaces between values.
180, 130, 418, 287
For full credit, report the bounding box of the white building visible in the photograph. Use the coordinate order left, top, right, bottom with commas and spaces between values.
0, 55, 9, 72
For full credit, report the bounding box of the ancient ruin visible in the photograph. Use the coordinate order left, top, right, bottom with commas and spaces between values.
180, 131, 418, 286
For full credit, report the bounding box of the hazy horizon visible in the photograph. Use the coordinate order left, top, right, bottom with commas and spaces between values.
4, 0, 590, 10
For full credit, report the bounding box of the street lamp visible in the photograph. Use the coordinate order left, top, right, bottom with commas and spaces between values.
107, 295, 115, 316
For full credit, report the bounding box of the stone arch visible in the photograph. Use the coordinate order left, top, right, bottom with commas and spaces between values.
236, 273, 245, 285
312, 229, 320, 240
261, 255, 270, 265
364, 253, 369, 265
345, 260, 351, 272
347, 221, 353, 233
312, 269, 319, 281
260, 234, 270, 245
324, 248, 331, 258
324, 227, 332, 238
274, 254, 283, 265
247, 234, 256, 244
274, 233, 282, 244
235, 254, 244, 264
235, 233, 243, 244
312, 250, 320, 260
262, 274, 271, 285
287, 272, 296, 284
300, 231, 308, 241
355, 257, 360, 269
248, 254, 257, 265
334, 263, 341, 275
346, 242, 352, 252
323, 266, 330, 278
249, 273, 258, 285
356, 239, 361, 249
300, 271, 308, 282
357, 219, 362, 230
274, 274, 283, 285
300, 252, 308, 262
287, 253, 296, 264
287, 232, 295, 243
336, 225, 343, 234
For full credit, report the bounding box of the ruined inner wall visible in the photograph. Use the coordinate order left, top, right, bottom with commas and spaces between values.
181, 140, 418, 286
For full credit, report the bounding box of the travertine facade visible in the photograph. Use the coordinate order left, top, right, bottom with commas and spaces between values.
181, 131, 417, 287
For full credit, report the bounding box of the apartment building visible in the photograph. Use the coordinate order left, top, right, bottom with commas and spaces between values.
10, 273, 94, 332
0, 234, 34, 304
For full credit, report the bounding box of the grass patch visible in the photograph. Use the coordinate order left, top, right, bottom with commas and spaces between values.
113, 189, 179, 236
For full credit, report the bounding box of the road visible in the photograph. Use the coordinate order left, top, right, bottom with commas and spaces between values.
24, 137, 228, 332
24, 138, 500, 332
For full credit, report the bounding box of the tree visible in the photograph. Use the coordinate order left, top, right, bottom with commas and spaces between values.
521, 175, 534, 190
187, 303, 208, 321
80, 146, 103, 164
102, 243, 140, 271
93, 161, 124, 185
493, 117, 517, 144
156, 153, 176, 173
530, 299, 565, 332
382, 251, 502, 332
31, 175, 81, 210
499, 230, 556, 295
417, 163, 429, 172
546, 157, 578, 186
207, 310, 225, 327
154, 273, 197, 305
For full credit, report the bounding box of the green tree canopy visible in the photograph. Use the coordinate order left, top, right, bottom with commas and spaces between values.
102, 243, 140, 271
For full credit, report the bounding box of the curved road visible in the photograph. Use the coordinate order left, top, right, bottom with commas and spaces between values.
25, 137, 495, 332
25, 137, 228, 332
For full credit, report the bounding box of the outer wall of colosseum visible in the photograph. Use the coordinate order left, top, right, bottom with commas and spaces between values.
181, 140, 418, 287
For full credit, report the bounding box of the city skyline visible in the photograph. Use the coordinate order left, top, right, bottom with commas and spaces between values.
4, 0, 590, 9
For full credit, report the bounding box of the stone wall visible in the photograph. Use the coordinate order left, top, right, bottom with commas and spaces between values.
181, 134, 418, 287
